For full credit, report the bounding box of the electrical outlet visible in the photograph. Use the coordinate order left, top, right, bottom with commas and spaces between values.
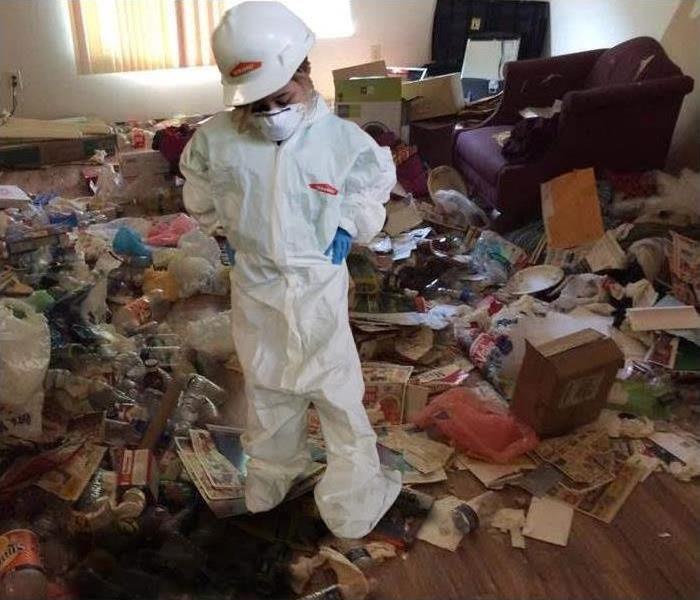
11, 69, 22, 90
370, 44, 382, 61
2, 70, 22, 91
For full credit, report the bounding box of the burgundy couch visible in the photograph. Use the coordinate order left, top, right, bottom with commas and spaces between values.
453, 37, 694, 231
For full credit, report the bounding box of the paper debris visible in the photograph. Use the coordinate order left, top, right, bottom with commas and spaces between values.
597, 409, 654, 439
523, 497, 574, 547
650, 431, 700, 465
503, 463, 564, 496
416, 495, 465, 552
586, 231, 626, 272
395, 327, 434, 362
380, 428, 454, 474
628, 453, 661, 482
455, 454, 536, 488
490, 506, 527, 549
365, 541, 397, 562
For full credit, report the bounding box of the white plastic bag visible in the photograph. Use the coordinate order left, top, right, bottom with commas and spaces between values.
0, 299, 51, 441
433, 189, 490, 228
185, 310, 235, 360
168, 229, 222, 297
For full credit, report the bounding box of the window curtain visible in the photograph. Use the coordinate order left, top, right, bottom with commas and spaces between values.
68, 0, 232, 74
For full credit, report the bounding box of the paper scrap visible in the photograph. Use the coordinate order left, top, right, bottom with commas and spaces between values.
379, 428, 454, 474
416, 495, 465, 551
455, 454, 535, 488
395, 327, 434, 362
384, 200, 424, 237
586, 231, 627, 272
523, 496, 573, 547
650, 431, 700, 465
548, 459, 645, 523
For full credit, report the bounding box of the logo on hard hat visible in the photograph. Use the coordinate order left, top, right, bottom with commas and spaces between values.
229, 61, 262, 77
309, 183, 338, 196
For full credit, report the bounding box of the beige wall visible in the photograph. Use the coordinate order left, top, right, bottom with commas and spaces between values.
548, 0, 699, 172
0, 0, 436, 123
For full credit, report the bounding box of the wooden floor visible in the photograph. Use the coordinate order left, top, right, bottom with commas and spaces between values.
364, 471, 700, 600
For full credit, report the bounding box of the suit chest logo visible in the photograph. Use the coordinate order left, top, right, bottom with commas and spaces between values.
308, 183, 338, 196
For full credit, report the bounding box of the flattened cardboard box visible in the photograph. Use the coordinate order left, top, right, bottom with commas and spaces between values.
511, 329, 624, 437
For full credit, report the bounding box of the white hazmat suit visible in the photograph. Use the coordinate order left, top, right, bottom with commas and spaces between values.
180, 95, 402, 538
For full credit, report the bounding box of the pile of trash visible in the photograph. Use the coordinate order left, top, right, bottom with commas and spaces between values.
1, 133, 700, 599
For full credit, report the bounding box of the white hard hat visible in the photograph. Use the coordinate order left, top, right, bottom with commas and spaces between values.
212, 1, 316, 107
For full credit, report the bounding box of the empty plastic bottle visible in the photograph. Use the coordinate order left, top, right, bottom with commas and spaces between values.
170, 374, 224, 435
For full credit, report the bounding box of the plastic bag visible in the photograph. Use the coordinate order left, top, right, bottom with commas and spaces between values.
146, 214, 198, 247
185, 310, 235, 360
433, 189, 490, 228
0, 299, 51, 441
168, 255, 215, 298
177, 229, 221, 265
412, 387, 538, 463
167, 229, 223, 297
471, 231, 529, 285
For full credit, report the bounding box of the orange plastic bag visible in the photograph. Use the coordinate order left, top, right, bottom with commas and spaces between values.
412, 387, 538, 463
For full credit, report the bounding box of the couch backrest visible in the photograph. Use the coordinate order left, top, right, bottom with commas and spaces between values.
585, 36, 682, 88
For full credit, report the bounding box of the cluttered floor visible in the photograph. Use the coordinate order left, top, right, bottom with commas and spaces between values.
1, 116, 699, 600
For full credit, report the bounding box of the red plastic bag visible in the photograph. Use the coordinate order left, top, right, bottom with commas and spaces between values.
146, 214, 197, 247
412, 387, 538, 463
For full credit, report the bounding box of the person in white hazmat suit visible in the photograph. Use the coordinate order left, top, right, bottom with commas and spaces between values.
180, 1, 401, 539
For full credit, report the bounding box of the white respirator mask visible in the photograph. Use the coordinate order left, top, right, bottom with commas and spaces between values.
253, 103, 306, 141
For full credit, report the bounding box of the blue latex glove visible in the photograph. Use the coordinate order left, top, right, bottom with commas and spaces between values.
224, 241, 236, 266
325, 227, 353, 265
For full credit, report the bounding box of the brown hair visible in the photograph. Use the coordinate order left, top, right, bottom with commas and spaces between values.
235, 58, 314, 133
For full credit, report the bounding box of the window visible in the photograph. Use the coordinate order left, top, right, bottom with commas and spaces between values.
68, 0, 354, 75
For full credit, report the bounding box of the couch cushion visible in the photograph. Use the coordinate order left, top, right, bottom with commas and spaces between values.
454, 125, 512, 185
585, 36, 681, 88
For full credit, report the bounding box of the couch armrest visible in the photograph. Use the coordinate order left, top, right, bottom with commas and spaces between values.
489, 48, 606, 125
563, 75, 694, 114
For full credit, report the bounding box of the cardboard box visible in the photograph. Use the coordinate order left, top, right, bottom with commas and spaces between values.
361, 362, 414, 426
402, 73, 464, 122
119, 148, 170, 178
332, 60, 387, 83
335, 76, 403, 138
117, 448, 159, 499
0, 185, 31, 209
511, 329, 624, 437
0, 134, 117, 168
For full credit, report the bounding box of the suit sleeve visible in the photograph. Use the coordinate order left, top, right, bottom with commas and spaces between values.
339, 142, 396, 245
179, 131, 220, 233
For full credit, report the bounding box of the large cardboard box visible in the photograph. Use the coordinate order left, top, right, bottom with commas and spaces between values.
335, 76, 403, 138
402, 74, 464, 122
511, 329, 624, 437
